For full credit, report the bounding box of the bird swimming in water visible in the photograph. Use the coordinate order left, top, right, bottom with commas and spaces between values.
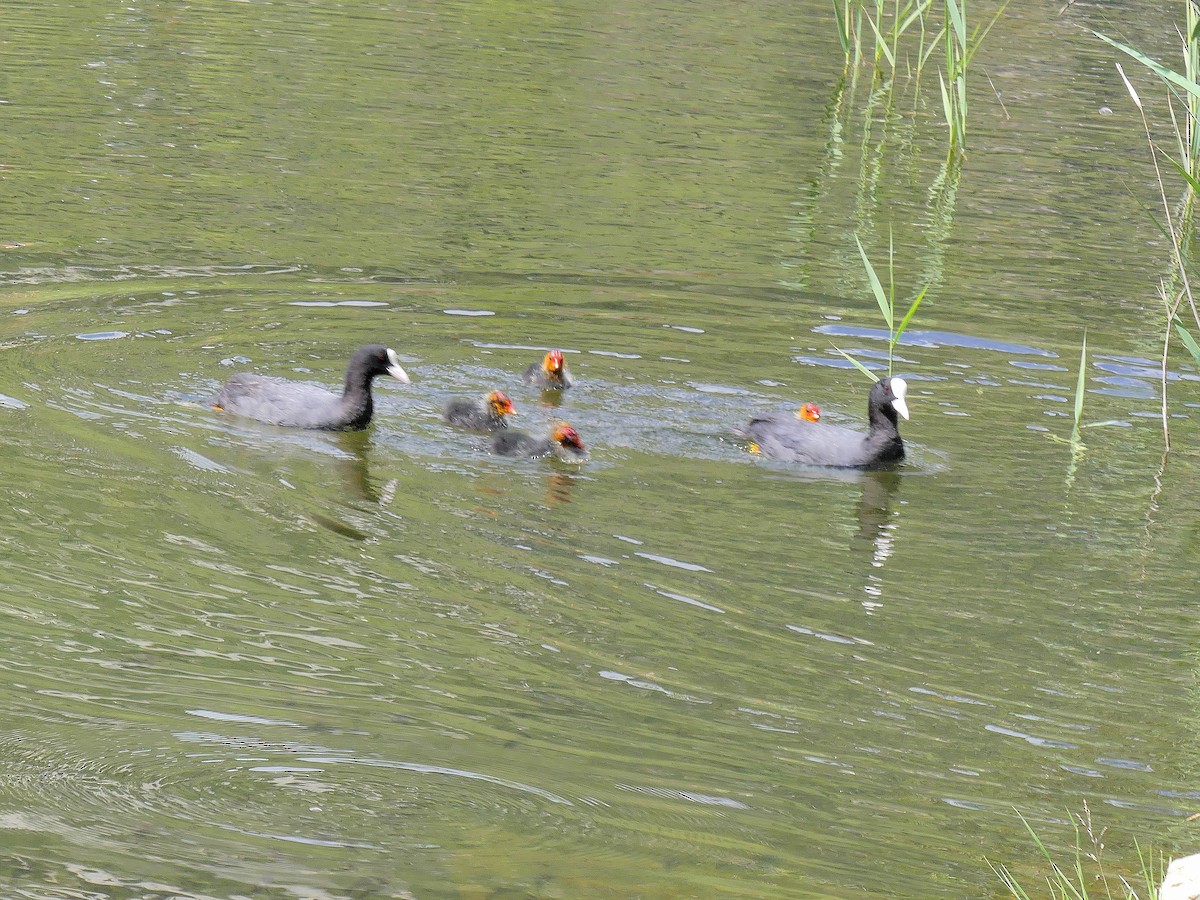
212, 344, 410, 431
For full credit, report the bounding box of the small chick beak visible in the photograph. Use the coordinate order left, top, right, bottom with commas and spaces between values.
386, 348, 411, 384
493, 392, 515, 415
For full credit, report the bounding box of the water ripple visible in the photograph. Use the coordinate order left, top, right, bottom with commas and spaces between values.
299, 756, 573, 806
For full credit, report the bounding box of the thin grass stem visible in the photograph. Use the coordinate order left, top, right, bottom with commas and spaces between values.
1115, 60, 1198, 446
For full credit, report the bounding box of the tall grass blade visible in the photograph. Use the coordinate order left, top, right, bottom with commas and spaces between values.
1014, 811, 1089, 900
895, 285, 927, 344
833, 345, 882, 382
1096, 31, 1200, 101
1115, 60, 1144, 109
854, 235, 893, 330
1099, 14, 1200, 448
937, 69, 954, 140
1065, 333, 1088, 490
1073, 331, 1087, 428
1132, 839, 1165, 898
944, 0, 966, 46
919, 26, 945, 71
833, 0, 851, 54
864, 11, 896, 66
1175, 321, 1200, 366
888, 231, 896, 311
1164, 152, 1200, 196
962, 0, 1010, 68
986, 860, 1035, 900
897, 4, 929, 38
1168, 92, 1189, 171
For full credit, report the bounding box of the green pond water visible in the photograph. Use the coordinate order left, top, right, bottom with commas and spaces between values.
0, 1, 1197, 897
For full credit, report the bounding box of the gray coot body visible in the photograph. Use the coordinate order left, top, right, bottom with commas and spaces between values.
492, 423, 588, 462
213, 344, 410, 431
522, 350, 574, 389
444, 390, 515, 432
738, 376, 910, 468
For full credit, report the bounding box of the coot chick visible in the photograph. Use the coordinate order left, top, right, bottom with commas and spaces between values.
738, 376, 909, 468
522, 349, 574, 389
213, 344, 410, 431
444, 390, 515, 432
492, 423, 588, 462
749, 404, 821, 454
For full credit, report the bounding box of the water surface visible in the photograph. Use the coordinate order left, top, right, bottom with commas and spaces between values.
0, 1, 1195, 897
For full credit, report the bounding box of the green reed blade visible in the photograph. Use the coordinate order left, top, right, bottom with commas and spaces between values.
1095, 31, 1200, 101
945, 0, 964, 41
833, 345, 882, 383
919, 26, 945, 70
938, 69, 955, 136
897, 0, 931, 37
1133, 839, 1165, 897
888, 231, 895, 311
833, 0, 851, 53
854, 235, 893, 330
944, 0, 966, 45
1164, 151, 1200, 197
963, 0, 1009, 68
1073, 331, 1087, 427
864, 10, 895, 66
1175, 322, 1200, 366
895, 285, 927, 344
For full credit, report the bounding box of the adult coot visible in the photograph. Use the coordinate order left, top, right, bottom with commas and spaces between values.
738, 376, 910, 468
492, 423, 588, 462
444, 390, 515, 432
522, 350, 574, 389
213, 344, 410, 431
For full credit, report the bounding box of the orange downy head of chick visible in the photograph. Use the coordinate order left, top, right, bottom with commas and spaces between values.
552, 423, 585, 450
544, 349, 565, 375
488, 390, 515, 417
796, 403, 821, 423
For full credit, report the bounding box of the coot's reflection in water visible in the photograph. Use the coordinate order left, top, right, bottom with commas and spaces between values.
853, 470, 902, 561
304, 432, 400, 540
537, 388, 567, 410
332, 430, 386, 504
766, 465, 907, 609
853, 472, 903, 618
544, 472, 580, 507
768, 464, 905, 609
771, 463, 904, 551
